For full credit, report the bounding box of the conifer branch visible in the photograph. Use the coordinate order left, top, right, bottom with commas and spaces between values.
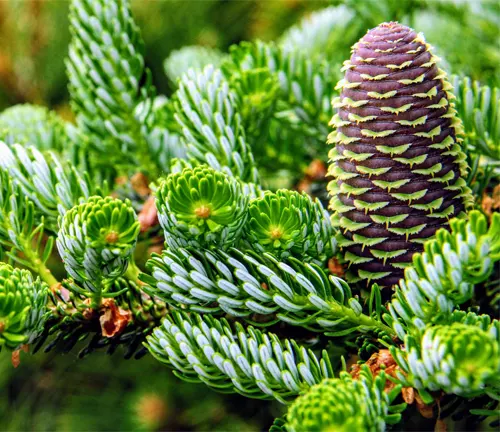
0, 263, 49, 351
146, 310, 335, 404
286, 366, 405, 431
143, 247, 393, 336
67, 0, 157, 174
0, 142, 102, 232
56, 196, 140, 305
0, 3, 499, 429
142, 96, 187, 173
0, 104, 71, 155
386, 210, 500, 339
452, 75, 499, 163
391, 319, 500, 402
173, 66, 259, 183
280, 5, 354, 56
225, 40, 339, 143
36, 276, 165, 359
0, 171, 58, 287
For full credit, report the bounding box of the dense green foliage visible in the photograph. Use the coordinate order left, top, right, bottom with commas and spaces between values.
0, 1, 499, 431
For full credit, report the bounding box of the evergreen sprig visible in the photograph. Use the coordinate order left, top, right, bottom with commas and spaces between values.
386, 210, 500, 339
155, 166, 249, 249
146, 310, 335, 404
0, 142, 101, 232
142, 247, 393, 337
0, 104, 70, 154
0, 2, 499, 430
242, 190, 335, 263
225, 40, 339, 142
67, 0, 156, 174
174, 65, 259, 184
0, 171, 57, 286
280, 5, 354, 56
164, 46, 226, 85
35, 276, 165, 359
392, 321, 500, 402
56, 196, 140, 300
452, 75, 499, 165
141, 96, 187, 174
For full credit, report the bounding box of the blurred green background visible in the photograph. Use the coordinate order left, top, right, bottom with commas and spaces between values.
0, 0, 498, 114
0, 0, 498, 430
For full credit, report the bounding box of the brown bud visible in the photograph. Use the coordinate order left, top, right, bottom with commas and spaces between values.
11, 344, 29, 368
139, 196, 159, 233
305, 159, 327, 180
99, 298, 131, 338
131, 172, 151, 197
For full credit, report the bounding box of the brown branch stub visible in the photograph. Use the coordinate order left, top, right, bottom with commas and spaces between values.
350, 349, 400, 392
328, 257, 345, 278
483, 184, 500, 217
350, 349, 437, 418
99, 298, 131, 338
134, 393, 169, 429
482, 194, 493, 216
50, 282, 71, 302
82, 298, 96, 320
493, 184, 500, 210
297, 159, 328, 195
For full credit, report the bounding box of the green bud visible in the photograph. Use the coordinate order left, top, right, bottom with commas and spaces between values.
0, 263, 48, 350
286, 368, 398, 432
243, 190, 335, 263
405, 323, 500, 397
287, 377, 365, 432
57, 196, 140, 293
156, 166, 248, 249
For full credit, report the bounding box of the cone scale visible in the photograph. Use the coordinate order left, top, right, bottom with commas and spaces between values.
328, 22, 471, 287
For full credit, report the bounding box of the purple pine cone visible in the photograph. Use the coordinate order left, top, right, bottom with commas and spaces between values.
328, 22, 472, 287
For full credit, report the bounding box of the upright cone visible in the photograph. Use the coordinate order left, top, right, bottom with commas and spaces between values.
328, 22, 471, 287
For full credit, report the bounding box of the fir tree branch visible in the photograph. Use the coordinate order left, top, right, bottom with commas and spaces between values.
143, 247, 394, 337
173, 65, 259, 183
146, 310, 335, 404
0, 142, 102, 233
385, 210, 500, 339
286, 366, 404, 431
0, 171, 58, 287
141, 96, 187, 174
0, 263, 49, 351
67, 0, 157, 174
35, 276, 166, 359
224, 40, 339, 143
56, 196, 140, 306
280, 5, 354, 56
0, 104, 71, 154
452, 76, 499, 163
391, 318, 500, 402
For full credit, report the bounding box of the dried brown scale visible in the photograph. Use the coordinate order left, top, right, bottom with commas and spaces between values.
328, 22, 471, 287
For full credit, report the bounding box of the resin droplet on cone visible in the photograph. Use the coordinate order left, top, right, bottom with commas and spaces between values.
328, 22, 471, 287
